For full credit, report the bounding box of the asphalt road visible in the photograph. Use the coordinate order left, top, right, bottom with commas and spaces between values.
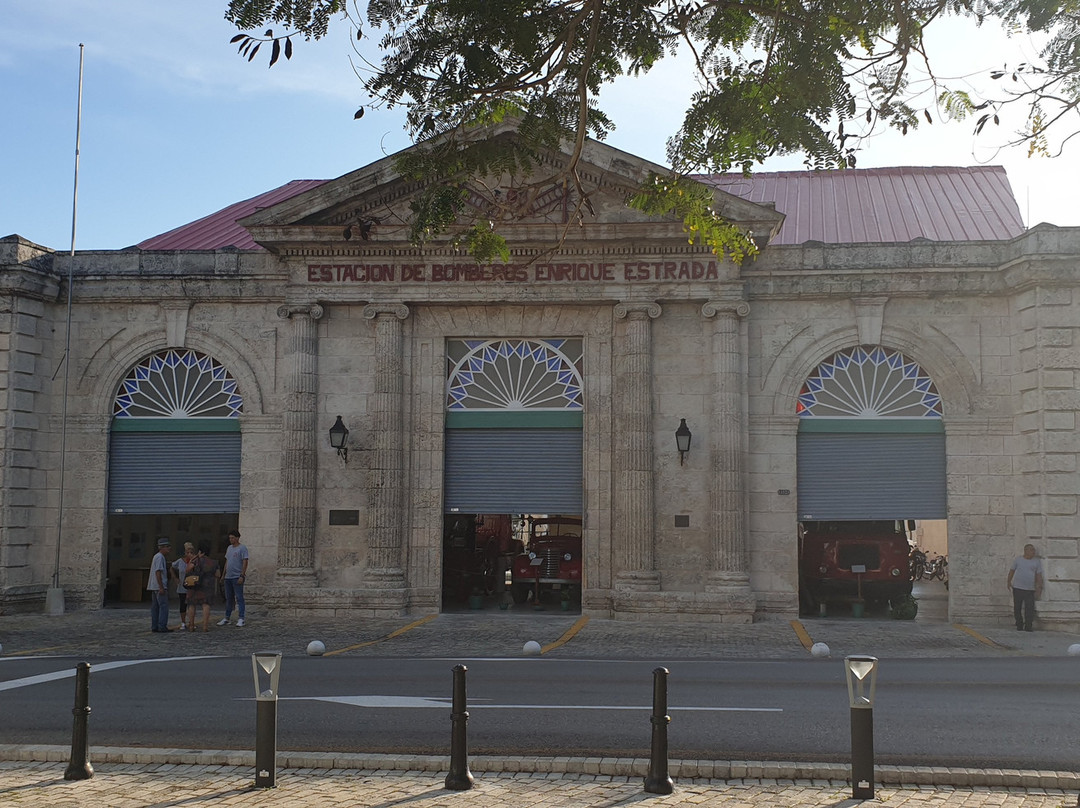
1, 654, 1077, 769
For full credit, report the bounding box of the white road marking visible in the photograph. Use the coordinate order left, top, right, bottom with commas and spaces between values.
282, 695, 781, 711
0, 657, 219, 692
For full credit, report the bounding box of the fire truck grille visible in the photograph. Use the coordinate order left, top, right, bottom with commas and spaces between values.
540, 549, 561, 578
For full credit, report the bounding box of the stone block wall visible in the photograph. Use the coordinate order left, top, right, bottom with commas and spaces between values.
0, 290, 57, 611
1014, 283, 1080, 630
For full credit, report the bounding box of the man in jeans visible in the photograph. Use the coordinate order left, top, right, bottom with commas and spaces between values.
147, 537, 172, 633
218, 530, 249, 627
1007, 543, 1044, 631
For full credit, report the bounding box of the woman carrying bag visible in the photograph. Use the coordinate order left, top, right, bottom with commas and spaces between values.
185, 541, 220, 633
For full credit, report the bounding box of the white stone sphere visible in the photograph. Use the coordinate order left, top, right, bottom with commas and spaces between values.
523, 640, 542, 656
810, 642, 831, 658
306, 640, 326, 656
1067, 643, 1080, 657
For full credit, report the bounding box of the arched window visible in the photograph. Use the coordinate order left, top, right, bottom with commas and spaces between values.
797, 345, 941, 418
114, 349, 243, 418
446, 338, 583, 411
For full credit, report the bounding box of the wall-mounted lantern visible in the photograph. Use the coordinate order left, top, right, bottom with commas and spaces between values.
328, 416, 350, 464
675, 419, 692, 466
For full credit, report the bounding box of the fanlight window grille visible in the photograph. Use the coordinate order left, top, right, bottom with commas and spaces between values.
447, 338, 583, 410
114, 349, 243, 418
797, 345, 942, 418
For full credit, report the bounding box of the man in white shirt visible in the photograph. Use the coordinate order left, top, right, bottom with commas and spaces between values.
1007, 543, 1044, 632
146, 537, 172, 633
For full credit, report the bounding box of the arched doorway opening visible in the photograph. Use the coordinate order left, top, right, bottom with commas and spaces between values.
795, 345, 948, 618
103, 349, 242, 605
441, 338, 584, 613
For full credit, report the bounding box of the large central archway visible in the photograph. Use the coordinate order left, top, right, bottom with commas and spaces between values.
441, 338, 584, 611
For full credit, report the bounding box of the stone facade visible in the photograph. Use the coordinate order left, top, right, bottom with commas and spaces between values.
3, 135, 1080, 631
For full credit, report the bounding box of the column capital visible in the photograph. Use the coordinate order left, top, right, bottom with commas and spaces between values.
614, 301, 662, 320
363, 302, 411, 321
276, 302, 324, 321
702, 299, 750, 319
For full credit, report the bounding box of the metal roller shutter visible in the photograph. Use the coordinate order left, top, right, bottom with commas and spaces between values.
108, 432, 241, 513
796, 431, 946, 520
445, 428, 582, 513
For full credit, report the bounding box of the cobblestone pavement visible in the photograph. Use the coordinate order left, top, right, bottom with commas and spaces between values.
2, 598, 1079, 661
0, 760, 1076, 808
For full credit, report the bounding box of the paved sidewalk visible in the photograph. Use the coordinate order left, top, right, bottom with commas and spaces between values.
1, 759, 1076, 808
3, 604, 1080, 806
3, 601, 1080, 661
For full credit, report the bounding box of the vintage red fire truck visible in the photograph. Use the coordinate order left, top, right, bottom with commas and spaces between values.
510, 516, 583, 605
798, 520, 913, 613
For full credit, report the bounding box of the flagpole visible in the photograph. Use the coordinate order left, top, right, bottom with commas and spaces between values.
47, 43, 84, 616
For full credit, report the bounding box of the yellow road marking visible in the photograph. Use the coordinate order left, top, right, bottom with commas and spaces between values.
4, 646, 70, 657
324, 614, 438, 657
952, 622, 1009, 649
541, 615, 590, 654
790, 620, 815, 652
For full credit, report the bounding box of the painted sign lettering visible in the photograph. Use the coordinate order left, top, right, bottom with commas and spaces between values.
306, 261, 720, 284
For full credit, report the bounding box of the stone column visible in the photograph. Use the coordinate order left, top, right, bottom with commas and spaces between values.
363, 303, 410, 594
701, 299, 754, 606
275, 303, 323, 585
613, 301, 662, 592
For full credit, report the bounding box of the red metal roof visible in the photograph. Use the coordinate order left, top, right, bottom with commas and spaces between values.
136, 180, 328, 251
136, 166, 1024, 251
701, 166, 1024, 244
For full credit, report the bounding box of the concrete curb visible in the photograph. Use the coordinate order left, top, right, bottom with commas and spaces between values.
2, 745, 1077, 791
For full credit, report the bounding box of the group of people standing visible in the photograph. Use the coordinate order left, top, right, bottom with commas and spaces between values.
146, 530, 249, 633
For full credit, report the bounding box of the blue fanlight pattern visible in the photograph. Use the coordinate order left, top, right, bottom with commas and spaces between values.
797, 345, 942, 418
447, 339, 583, 410
114, 349, 243, 418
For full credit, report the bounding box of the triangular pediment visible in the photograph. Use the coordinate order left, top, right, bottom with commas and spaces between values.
240, 121, 784, 252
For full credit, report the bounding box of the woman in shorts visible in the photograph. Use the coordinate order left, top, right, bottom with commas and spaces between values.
171, 542, 196, 630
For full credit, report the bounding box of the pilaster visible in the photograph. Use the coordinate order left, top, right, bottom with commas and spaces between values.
362, 303, 410, 604
612, 301, 661, 593
701, 299, 755, 617
275, 303, 323, 586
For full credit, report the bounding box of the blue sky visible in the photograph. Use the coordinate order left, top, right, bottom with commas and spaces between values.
3, 1, 1077, 251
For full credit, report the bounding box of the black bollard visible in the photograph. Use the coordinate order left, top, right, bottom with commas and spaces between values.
251, 651, 282, 789
444, 664, 474, 790
850, 705, 874, 799
64, 662, 94, 781
254, 697, 278, 788
643, 666, 674, 794
845, 655, 878, 801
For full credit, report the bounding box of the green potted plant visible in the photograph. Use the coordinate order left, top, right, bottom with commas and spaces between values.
889, 594, 919, 620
